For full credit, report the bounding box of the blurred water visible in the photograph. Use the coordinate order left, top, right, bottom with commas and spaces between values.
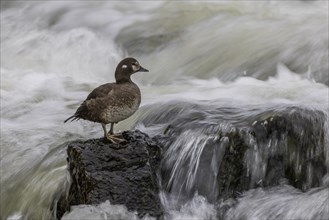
1, 0, 328, 219
225, 184, 329, 220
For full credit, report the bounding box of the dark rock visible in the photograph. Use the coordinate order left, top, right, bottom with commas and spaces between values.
55, 130, 163, 219
216, 130, 250, 200
251, 108, 326, 191
137, 101, 327, 203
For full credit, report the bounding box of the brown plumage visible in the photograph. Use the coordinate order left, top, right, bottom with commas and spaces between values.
64, 57, 149, 142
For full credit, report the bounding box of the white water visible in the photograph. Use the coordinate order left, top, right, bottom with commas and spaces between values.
1, 1, 328, 219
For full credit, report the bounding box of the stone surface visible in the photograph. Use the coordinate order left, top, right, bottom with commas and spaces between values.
55, 130, 163, 219
146, 103, 327, 202
251, 108, 326, 191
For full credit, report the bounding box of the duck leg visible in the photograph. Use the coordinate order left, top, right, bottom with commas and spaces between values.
102, 123, 124, 143
101, 123, 109, 139
109, 123, 114, 135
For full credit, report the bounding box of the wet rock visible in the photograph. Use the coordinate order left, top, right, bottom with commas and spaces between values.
140, 102, 327, 201
216, 130, 250, 200
158, 124, 251, 203
55, 130, 163, 219
232, 108, 325, 193
251, 108, 327, 191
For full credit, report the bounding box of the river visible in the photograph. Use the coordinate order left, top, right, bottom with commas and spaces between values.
1, 1, 328, 219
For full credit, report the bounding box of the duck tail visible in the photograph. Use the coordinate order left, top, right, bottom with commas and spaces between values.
64, 115, 79, 123
64, 102, 87, 123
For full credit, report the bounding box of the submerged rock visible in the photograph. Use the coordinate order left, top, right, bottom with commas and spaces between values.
54, 130, 163, 219
138, 101, 327, 202
251, 108, 327, 190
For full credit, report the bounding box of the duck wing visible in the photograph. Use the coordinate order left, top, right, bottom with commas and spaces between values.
85, 83, 115, 100
64, 83, 115, 123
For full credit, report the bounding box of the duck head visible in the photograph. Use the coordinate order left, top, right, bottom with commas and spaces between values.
115, 57, 149, 83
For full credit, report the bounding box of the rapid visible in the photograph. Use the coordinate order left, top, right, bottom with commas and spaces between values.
1, 1, 328, 219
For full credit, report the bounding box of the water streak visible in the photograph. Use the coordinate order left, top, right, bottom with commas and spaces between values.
1, 0, 328, 219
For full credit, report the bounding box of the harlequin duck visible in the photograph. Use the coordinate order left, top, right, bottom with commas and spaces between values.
64, 57, 148, 143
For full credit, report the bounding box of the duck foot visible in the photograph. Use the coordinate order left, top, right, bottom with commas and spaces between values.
105, 133, 125, 144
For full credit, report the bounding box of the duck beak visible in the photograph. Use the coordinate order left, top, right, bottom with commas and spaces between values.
139, 66, 149, 72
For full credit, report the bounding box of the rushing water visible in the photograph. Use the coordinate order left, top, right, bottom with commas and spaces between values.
1, 1, 328, 219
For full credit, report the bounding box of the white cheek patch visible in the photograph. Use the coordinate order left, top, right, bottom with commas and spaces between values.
122, 65, 127, 69
132, 64, 139, 72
